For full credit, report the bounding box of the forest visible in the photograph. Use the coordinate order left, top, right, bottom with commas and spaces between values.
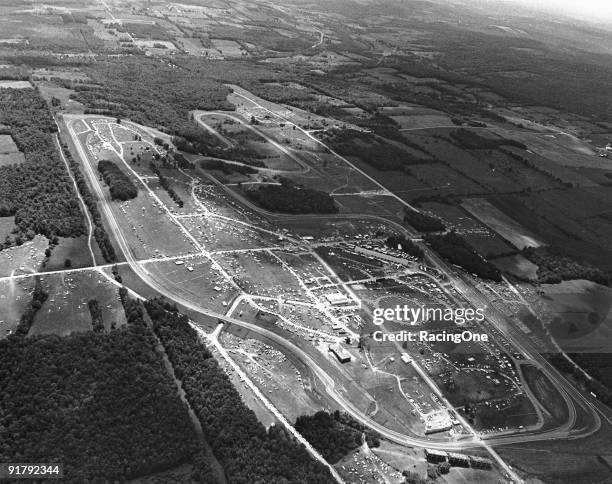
98, 159, 138, 201
294, 411, 380, 464
144, 299, 334, 484
323, 128, 428, 171
523, 247, 612, 286
71, 57, 233, 135
385, 234, 424, 259
246, 184, 338, 214
403, 209, 445, 232
0, 88, 85, 243
0, 324, 201, 482
425, 231, 502, 281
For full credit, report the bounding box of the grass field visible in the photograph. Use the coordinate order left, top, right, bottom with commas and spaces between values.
0, 80, 32, 89
0, 277, 34, 339
521, 363, 569, 425
29, 270, 127, 337
462, 198, 543, 250
182, 215, 279, 252
492, 254, 538, 281
214, 250, 309, 301
499, 435, 612, 484
143, 255, 240, 313
44, 236, 95, 271
468, 394, 538, 432
336, 445, 406, 483
109, 196, 197, 260
220, 331, 322, 422
0, 134, 24, 166
543, 280, 612, 352
0, 235, 47, 278
0, 216, 15, 242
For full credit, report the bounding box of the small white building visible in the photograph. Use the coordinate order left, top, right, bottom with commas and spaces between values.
325, 292, 350, 305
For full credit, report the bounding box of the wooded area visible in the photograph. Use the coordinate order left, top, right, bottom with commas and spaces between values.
385, 235, 424, 259
323, 129, 428, 171
294, 410, 380, 464
0, 324, 200, 482
523, 247, 612, 286
71, 58, 233, 134
98, 159, 138, 201
144, 299, 334, 484
403, 209, 445, 232
247, 184, 338, 214
0, 89, 84, 244
425, 231, 502, 281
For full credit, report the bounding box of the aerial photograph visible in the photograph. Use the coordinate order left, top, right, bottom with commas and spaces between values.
0, 0, 611, 482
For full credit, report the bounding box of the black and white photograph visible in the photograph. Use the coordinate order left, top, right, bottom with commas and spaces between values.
0, 0, 611, 482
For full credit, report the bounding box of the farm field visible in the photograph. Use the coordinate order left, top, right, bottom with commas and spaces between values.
492, 254, 538, 281
543, 280, 612, 352
462, 198, 542, 250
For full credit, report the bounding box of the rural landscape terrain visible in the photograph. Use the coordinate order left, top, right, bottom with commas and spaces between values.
0, 0, 611, 483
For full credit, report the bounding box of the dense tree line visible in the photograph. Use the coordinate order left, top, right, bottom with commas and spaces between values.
150, 162, 184, 208
88, 298, 104, 333
404, 209, 445, 232
201, 158, 258, 175
385, 235, 424, 259
60, 141, 117, 262
247, 184, 338, 214
173, 151, 195, 169
0, 324, 201, 483
425, 231, 502, 281
323, 129, 428, 171
98, 159, 138, 201
0, 89, 85, 242
523, 247, 612, 286
13, 276, 48, 337
118, 286, 145, 324
143, 299, 335, 484
294, 411, 380, 464
448, 129, 527, 150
